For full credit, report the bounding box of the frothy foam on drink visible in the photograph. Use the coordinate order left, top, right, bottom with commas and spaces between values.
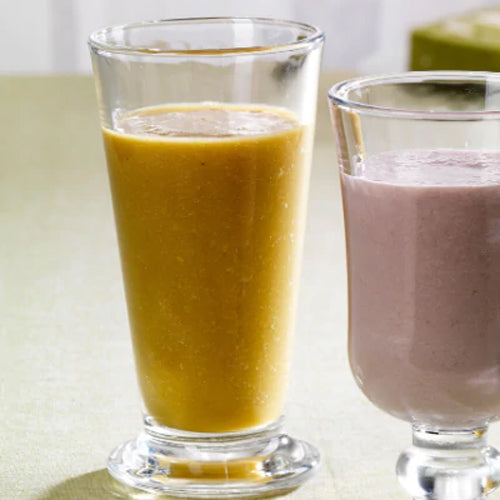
116, 105, 298, 139
357, 149, 500, 186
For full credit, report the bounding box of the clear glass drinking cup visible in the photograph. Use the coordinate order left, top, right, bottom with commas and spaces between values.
89, 17, 323, 497
329, 72, 500, 500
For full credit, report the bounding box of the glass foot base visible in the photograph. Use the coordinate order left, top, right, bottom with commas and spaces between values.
107, 418, 320, 498
396, 425, 500, 500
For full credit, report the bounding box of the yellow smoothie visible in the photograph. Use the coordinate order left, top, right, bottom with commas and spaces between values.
103, 104, 310, 433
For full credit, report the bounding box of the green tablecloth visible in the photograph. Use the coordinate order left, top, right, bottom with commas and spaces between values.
3, 75, 498, 500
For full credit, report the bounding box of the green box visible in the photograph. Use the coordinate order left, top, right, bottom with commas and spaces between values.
410, 8, 500, 71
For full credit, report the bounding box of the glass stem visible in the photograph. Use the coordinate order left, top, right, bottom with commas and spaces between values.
397, 425, 500, 500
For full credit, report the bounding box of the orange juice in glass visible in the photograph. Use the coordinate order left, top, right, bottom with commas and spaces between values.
89, 18, 323, 497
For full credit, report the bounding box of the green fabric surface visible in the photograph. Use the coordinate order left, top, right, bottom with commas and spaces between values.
4, 75, 500, 500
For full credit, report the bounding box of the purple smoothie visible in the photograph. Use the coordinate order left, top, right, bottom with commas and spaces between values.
342, 149, 500, 428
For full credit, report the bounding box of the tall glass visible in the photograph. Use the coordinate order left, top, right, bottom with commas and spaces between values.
329, 72, 500, 499
89, 18, 323, 497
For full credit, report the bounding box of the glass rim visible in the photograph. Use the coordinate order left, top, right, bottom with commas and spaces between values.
88, 17, 325, 57
328, 71, 500, 121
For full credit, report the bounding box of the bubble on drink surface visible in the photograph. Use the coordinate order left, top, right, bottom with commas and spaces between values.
360, 149, 500, 187
116, 105, 298, 138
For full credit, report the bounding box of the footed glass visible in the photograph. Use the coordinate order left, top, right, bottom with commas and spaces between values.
329, 72, 500, 500
89, 18, 323, 497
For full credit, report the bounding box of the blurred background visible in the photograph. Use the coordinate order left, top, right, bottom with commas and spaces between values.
3, 0, 499, 74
